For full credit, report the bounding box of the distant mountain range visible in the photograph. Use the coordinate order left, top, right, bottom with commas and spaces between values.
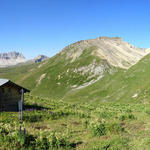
0, 52, 49, 67
0, 51, 26, 67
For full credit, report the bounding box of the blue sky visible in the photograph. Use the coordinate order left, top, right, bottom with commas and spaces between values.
0, 0, 150, 59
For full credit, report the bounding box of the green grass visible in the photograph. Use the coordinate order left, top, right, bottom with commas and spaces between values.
0, 62, 38, 82
1, 94, 150, 149
64, 53, 150, 103
2, 40, 150, 149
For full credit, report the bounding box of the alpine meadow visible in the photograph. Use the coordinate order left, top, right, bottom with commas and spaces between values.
1, 0, 150, 149
1, 37, 150, 149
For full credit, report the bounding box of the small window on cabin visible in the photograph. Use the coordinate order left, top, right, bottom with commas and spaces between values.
9, 88, 11, 93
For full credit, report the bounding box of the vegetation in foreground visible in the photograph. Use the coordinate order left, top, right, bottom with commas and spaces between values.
1, 95, 150, 149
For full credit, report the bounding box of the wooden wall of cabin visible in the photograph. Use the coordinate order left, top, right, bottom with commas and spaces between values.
0, 85, 21, 111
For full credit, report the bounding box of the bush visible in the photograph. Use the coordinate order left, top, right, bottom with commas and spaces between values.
119, 113, 135, 121
0, 126, 73, 150
0, 127, 36, 149
82, 119, 89, 128
90, 122, 106, 136
108, 123, 124, 134
49, 132, 70, 148
36, 137, 50, 150
89, 121, 125, 137
15, 131, 36, 148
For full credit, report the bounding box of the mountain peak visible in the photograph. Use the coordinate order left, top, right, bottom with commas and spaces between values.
0, 51, 25, 59
62, 36, 149, 69
34, 55, 49, 63
96, 36, 123, 40
0, 51, 26, 67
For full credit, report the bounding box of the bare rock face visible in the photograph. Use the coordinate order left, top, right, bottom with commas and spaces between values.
63, 37, 150, 69
34, 55, 49, 63
0, 51, 26, 67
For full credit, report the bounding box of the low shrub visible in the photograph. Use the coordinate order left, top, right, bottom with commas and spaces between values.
0, 126, 74, 150
82, 119, 89, 128
107, 122, 124, 134
119, 113, 135, 121
89, 121, 125, 137
90, 122, 106, 136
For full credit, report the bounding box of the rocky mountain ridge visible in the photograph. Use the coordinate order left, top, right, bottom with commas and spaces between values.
0, 52, 49, 67
34, 55, 49, 63
1, 37, 150, 101
1, 37, 149, 69
0, 51, 26, 67
63, 37, 150, 69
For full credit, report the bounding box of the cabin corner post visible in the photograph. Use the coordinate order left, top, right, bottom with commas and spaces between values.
21, 88, 24, 121
21, 88, 24, 103
19, 88, 24, 121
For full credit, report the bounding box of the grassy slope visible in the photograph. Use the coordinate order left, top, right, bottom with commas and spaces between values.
0, 46, 113, 100
25, 46, 112, 99
0, 62, 38, 83
1, 47, 150, 104
65, 53, 150, 103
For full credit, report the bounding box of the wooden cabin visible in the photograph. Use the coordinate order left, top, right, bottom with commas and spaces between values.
0, 79, 30, 111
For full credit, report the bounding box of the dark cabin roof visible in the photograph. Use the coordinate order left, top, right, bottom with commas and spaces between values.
0, 79, 30, 93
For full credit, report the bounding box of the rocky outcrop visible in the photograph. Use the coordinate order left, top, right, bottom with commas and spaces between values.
34, 55, 49, 63
63, 37, 150, 69
0, 51, 26, 67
